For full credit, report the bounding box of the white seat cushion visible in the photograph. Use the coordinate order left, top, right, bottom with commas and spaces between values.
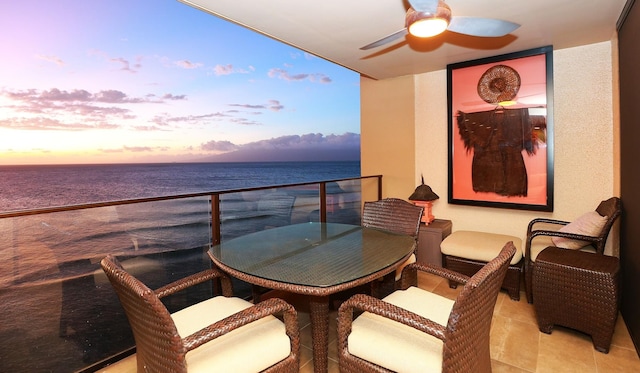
395, 253, 416, 281
171, 296, 291, 373
441, 231, 523, 265
348, 287, 455, 373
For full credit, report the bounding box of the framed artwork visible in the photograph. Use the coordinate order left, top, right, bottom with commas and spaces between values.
447, 46, 554, 211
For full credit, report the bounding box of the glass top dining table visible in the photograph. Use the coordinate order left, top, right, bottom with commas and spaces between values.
208, 222, 416, 373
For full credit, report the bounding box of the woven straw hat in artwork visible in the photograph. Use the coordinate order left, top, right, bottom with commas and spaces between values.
477, 64, 521, 104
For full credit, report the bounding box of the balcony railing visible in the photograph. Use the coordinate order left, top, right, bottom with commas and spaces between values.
0, 175, 381, 372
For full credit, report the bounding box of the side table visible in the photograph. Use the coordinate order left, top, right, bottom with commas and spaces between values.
533, 246, 621, 353
416, 219, 452, 266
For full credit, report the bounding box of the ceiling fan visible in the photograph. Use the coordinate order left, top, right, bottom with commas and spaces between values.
360, 0, 520, 50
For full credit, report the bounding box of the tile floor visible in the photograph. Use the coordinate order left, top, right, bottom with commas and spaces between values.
99, 271, 640, 372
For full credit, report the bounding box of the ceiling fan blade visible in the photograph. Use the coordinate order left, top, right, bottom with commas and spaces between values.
447, 17, 520, 37
360, 28, 408, 50
407, 0, 439, 13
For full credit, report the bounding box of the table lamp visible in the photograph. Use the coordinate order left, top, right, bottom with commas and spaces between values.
408, 176, 439, 224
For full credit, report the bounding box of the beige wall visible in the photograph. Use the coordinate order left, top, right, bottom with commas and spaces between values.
362, 41, 618, 253
360, 75, 416, 201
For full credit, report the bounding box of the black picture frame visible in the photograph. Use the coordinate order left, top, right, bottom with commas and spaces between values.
447, 46, 554, 211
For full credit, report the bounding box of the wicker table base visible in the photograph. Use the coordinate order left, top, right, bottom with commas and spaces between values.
533, 246, 620, 353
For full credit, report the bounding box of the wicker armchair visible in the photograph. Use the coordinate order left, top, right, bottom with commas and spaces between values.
100, 254, 300, 372
362, 198, 423, 298
337, 242, 516, 373
256, 192, 297, 230
524, 197, 621, 303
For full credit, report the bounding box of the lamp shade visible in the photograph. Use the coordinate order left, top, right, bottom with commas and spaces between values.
408, 179, 439, 201
409, 177, 438, 224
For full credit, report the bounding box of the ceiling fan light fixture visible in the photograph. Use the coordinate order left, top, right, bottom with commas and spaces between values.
409, 18, 448, 37
406, 2, 451, 38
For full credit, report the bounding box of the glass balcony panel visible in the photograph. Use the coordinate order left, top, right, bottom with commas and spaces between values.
0, 176, 376, 372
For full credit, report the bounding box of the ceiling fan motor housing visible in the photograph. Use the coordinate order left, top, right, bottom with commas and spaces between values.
406, 1, 452, 37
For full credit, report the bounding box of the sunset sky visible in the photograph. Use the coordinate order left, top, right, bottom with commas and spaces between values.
0, 0, 360, 165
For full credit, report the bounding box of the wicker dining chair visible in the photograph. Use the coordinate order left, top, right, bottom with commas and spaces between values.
256, 192, 297, 230
523, 196, 621, 303
337, 242, 516, 373
362, 198, 424, 298
100, 254, 300, 373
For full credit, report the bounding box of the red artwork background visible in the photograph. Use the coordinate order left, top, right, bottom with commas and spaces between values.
449, 51, 550, 209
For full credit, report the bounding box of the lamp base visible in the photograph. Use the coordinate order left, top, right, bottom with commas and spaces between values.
410, 200, 435, 224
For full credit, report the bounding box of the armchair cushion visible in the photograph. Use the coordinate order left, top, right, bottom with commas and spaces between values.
171, 296, 291, 373
395, 253, 416, 281
347, 287, 454, 373
551, 211, 608, 250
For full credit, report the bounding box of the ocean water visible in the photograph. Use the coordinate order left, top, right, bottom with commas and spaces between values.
0, 161, 362, 372
0, 161, 361, 212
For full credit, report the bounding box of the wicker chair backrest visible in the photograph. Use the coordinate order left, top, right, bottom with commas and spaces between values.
594, 197, 622, 254
362, 198, 423, 238
101, 255, 189, 373
256, 193, 297, 225
442, 242, 516, 373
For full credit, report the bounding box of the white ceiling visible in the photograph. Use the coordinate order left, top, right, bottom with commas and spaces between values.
178, 0, 627, 80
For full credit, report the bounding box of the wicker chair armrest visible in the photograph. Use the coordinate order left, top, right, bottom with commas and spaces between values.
182, 297, 299, 352
526, 218, 569, 235
400, 261, 470, 286
528, 229, 602, 245
524, 229, 603, 258
337, 293, 446, 343
155, 268, 233, 298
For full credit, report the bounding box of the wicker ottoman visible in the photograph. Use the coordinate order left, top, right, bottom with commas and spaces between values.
441, 230, 523, 301
533, 246, 620, 353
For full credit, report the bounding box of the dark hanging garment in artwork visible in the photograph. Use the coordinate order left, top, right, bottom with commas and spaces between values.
457, 108, 537, 197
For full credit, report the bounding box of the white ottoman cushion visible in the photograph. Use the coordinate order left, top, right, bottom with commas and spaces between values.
441, 230, 523, 265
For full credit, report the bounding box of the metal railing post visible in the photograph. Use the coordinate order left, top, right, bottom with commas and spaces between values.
211, 194, 221, 245
319, 182, 327, 223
